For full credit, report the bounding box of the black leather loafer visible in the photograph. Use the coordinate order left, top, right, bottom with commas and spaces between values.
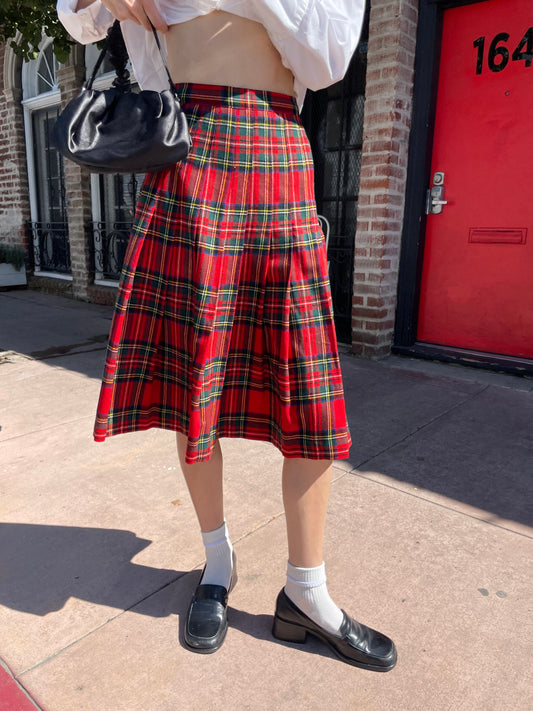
272, 589, 397, 671
184, 558, 237, 654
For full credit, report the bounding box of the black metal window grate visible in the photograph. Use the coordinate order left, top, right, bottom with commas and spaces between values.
91, 221, 130, 281
301, 17, 369, 343
92, 172, 143, 280
28, 221, 71, 274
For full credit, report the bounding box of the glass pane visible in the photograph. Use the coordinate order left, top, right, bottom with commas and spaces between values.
343, 200, 358, 234
85, 42, 132, 81
32, 107, 66, 224
100, 172, 143, 225
37, 44, 58, 94
326, 99, 342, 150
341, 150, 362, 198
347, 95, 365, 146
323, 151, 340, 200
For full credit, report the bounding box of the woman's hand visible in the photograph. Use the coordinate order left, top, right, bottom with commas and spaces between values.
100, 0, 168, 32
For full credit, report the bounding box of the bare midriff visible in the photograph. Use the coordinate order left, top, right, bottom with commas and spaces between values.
166, 11, 295, 96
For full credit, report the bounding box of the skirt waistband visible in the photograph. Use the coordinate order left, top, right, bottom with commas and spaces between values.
174, 83, 299, 116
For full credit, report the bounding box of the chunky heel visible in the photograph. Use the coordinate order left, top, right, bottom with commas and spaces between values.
272, 615, 307, 643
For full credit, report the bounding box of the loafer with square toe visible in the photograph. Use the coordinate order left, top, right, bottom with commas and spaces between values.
272, 589, 397, 671
184, 559, 237, 653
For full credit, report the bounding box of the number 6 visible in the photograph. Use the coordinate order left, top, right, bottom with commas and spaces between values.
488, 32, 510, 72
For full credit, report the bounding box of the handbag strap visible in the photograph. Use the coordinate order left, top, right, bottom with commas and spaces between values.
148, 20, 177, 94
85, 20, 177, 95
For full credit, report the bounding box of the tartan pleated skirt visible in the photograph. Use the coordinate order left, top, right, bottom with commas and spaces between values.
94, 84, 351, 463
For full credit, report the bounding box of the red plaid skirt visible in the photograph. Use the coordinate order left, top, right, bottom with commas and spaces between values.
94, 84, 351, 463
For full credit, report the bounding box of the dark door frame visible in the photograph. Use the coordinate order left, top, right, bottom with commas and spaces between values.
393, 0, 533, 375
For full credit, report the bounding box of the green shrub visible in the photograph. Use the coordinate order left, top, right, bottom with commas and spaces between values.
0, 244, 26, 271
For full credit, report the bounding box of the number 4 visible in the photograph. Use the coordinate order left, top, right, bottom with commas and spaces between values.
512, 27, 533, 67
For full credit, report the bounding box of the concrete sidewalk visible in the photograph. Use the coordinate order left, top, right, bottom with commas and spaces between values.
1, 289, 532, 711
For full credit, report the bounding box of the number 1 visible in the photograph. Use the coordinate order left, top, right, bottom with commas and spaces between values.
473, 36, 485, 74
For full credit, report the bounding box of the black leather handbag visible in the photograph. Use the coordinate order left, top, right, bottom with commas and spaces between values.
52, 20, 191, 174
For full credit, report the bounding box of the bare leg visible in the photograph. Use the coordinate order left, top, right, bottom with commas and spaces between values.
178, 433, 234, 652
280, 457, 344, 633
176, 432, 233, 590
282, 457, 332, 567
276, 456, 398, 669
176, 433, 224, 531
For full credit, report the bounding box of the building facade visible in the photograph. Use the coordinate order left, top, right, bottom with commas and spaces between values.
1, 0, 531, 373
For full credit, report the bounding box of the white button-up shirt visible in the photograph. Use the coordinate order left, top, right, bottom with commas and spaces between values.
57, 0, 365, 108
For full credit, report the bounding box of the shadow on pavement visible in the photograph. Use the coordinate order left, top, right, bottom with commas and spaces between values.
342, 360, 533, 530
0, 523, 183, 618
0, 523, 333, 662
0, 291, 112, 380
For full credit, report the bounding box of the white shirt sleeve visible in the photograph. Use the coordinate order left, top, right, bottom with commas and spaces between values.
272, 0, 366, 91
55, 0, 365, 105
56, 0, 114, 44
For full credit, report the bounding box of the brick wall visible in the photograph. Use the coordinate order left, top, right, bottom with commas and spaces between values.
56, 46, 94, 301
352, 0, 419, 358
0, 42, 31, 257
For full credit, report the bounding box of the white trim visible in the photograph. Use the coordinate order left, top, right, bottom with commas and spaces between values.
34, 271, 73, 281
20, 35, 64, 272
94, 279, 119, 288
21, 42, 63, 228
22, 90, 62, 229
91, 72, 116, 91
23, 90, 62, 225
3, 36, 21, 93
21, 89, 61, 109
23, 103, 39, 226
91, 174, 102, 220
91, 173, 104, 281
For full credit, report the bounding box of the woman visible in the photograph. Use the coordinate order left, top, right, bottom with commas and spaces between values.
57, 0, 396, 670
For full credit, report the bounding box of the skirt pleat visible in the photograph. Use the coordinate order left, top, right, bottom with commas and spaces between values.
94, 84, 351, 463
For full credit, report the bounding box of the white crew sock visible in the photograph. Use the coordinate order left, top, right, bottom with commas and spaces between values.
284, 561, 344, 636
200, 521, 234, 590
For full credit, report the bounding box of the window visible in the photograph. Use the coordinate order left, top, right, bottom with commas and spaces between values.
32, 107, 66, 224
84, 42, 116, 83
22, 38, 71, 275
36, 43, 60, 94
92, 172, 144, 281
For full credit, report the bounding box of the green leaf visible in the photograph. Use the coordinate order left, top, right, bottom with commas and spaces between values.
0, 1, 73, 61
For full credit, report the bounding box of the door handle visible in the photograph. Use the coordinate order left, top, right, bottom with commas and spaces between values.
426, 185, 448, 215
426, 172, 448, 215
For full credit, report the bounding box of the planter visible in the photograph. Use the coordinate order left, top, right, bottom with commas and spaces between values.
0, 263, 27, 287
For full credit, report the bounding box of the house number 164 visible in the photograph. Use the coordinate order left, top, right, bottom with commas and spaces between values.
473, 28, 533, 74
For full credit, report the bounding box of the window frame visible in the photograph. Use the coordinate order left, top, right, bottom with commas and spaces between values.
21, 37, 71, 279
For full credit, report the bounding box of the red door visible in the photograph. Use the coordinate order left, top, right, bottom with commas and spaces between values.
417, 0, 533, 359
